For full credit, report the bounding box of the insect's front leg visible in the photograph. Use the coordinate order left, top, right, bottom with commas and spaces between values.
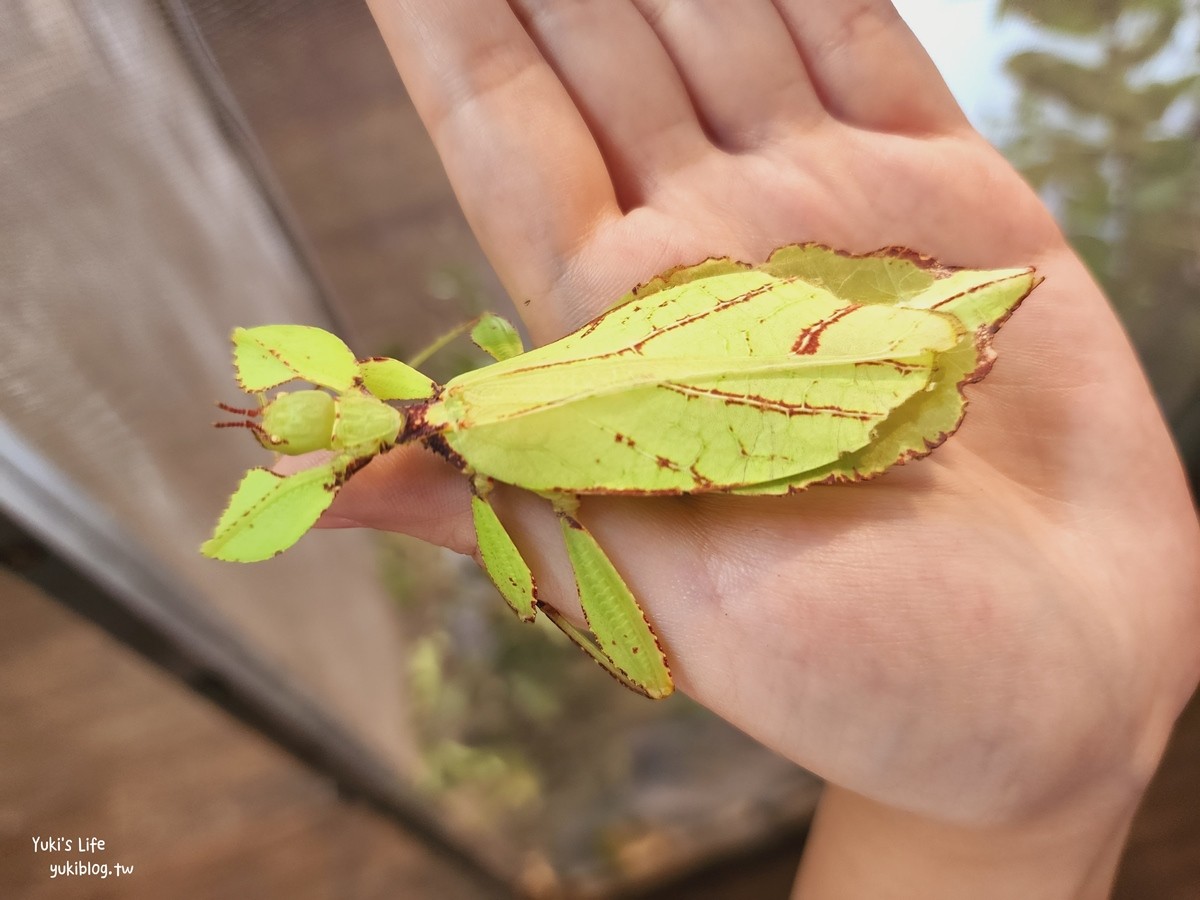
545, 494, 675, 700
201, 459, 344, 562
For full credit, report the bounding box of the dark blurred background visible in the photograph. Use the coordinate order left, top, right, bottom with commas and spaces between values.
1, 1, 1196, 897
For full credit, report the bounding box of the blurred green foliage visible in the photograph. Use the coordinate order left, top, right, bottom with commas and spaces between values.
1000, 0, 1200, 478
380, 520, 818, 893
381, 532, 703, 888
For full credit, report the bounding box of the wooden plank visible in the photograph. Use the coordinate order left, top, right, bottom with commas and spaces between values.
0, 456, 497, 886
0, 568, 499, 900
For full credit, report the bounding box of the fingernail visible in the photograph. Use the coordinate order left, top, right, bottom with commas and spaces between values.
315, 514, 364, 530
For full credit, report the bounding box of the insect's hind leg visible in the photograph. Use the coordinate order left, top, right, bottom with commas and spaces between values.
547, 495, 674, 700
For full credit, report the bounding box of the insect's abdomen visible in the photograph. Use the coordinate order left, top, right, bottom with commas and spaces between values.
431, 353, 936, 493
425, 288, 961, 494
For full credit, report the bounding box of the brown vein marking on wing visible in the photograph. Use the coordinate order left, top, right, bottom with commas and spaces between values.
791, 303, 861, 355
860, 359, 925, 374
628, 278, 796, 353
266, 342, 331, 383
442, 347, 941, 433
505, 277, 800, 375
928, 269, 1036, 335
660, 383, 878, 420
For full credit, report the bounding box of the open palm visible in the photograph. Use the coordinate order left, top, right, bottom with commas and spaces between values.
337, 0, 1200, 876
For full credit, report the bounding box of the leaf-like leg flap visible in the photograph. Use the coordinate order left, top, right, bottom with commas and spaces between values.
201, 465, 339, 562
537, 602, 659, 694
470, 313, 525, 362
470, 480, 538, 622
555, 506, 674, 700
357, 356, 438, 401
233, 325, 360, 393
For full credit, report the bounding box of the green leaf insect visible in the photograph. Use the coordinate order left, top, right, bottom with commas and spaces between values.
202, 245, 1040, 700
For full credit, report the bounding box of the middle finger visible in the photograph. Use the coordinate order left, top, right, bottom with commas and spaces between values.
510, 0, 712, 208
632, 0, 826, 149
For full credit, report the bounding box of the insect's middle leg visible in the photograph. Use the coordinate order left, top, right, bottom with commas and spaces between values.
469, 475, 537, 621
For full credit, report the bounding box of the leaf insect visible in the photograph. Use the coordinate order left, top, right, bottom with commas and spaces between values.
202, 244, 1040, 699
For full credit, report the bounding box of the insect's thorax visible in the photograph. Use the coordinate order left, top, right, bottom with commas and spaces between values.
332, 392, 404, 458
258, 390, 403, 459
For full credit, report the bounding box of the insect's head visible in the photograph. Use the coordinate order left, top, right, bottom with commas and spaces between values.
215, 390, 336, 455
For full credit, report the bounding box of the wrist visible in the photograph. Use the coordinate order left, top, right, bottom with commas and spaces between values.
793, 783, 1142, 900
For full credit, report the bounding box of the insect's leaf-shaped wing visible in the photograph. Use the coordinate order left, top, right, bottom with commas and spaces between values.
470, 313, 524, 362
233, 325, 359, 392
357, 357, 437, 401
558, 515, 673, 699
201, 465, 338, 562
733, 338, 982, 494
761, 244, 940, 305
616, 257, 748, 306
433, 299, 961, 493
471, 494, 537, 621
760, 245, 1038, 329
617, 244, 940, 310
898, 268, 1038, 333
733, 269, 1038, 494
433, 247, 1038, 496
619, 243, 1029, 314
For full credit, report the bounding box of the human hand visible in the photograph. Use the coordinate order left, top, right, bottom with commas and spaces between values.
340, 3, 1200, 895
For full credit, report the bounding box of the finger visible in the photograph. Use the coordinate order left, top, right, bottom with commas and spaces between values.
318, 444, 478, 555
509, 0, 712, 207
631, 0, 825, 149
772, 0, 967, 134
365, 0, 620, 327
321, 445, 588, 622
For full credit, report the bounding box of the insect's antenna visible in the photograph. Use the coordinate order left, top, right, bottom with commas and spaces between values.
213, 420, 268, 439
215, 401, 261, 417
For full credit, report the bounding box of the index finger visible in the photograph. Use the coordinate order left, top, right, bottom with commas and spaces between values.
366, 0, 621, 333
